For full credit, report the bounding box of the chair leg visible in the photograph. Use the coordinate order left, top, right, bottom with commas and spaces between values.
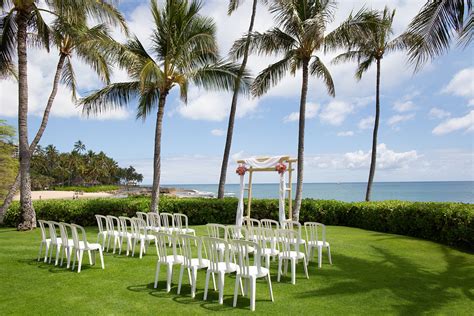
328, 246, 332, 265
233, 275, 240, 307
77, 250, 84, 273
203, 270, 211, 300
98, 248, 105, 269
48, 244, 54, 264
177, 265, 184, 294
37, 242, 43, 261
212, 272, 217, 291
67, 248, 72, 269
166, 263, 173, 293
291, 258, 296, 284
318, 246, 323, 268
139, 240, 144, 259
72, 250, 77, 270
250, 276, 256, 311
267, 275, 274, 302
107, 234, 111, 252
303, 255, 309, 279
118, 237, 123, 255
44, 243, 49, 263
154, 261, 161, 288
218, 272, 225, 305
277, 257, 282, 282
191, 267, 198, 298
55, 245, 61, 266
60, 247, 65, 267
88, 250, 93, 265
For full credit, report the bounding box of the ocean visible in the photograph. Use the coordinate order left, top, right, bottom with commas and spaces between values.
163, 181, 474, 203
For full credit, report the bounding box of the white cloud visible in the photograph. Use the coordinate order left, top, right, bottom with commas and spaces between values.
393, 100, 416, 112
284, 102, 319, 123
469, 99, 474, 107
319, 101, 354, 125
211, 129, 225, 136
442, 67, 474, 99
432, 110, 474, 135
428, 107, 451, 119
387, 113, 415, 126
358, 116, 374, 130
337, 131, 354, 137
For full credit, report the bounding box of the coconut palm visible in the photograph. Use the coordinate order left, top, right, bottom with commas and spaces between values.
407, 0, 472, 70
232, 0, 377, 219
0, 2, 125, 227
217, 0, 268, 199
332, 7, 408, 201
81, 0, 251, 212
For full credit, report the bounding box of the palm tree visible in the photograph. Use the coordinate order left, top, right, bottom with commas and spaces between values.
217, 0, 267, 199
81, 0, 251, 212
332, 8, 408, 201
0, 0, 126, 230
232, 0, 376, 219
73, 140, 86, 154
407, 0, 472, 70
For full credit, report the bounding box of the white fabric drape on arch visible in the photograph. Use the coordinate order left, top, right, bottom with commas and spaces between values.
235, 156, 287, 228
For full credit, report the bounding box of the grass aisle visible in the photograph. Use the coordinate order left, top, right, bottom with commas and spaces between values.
0, 226, 472, 315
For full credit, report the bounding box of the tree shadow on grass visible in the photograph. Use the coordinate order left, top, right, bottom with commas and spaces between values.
19, 257, 95, 273
299, 245, 474, 315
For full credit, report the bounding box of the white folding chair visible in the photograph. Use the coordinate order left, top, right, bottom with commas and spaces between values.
148, 212, 162, 232
46, 221, 62, 265
202, 237, 239, 304
174, 213, 196, 236
37, 220, 51, 262
206, 223, 227, 256
226, 225, 255, 254
106, 215, 121, 253
231, 239, 274, 311
58, 222, 74, 268
131, 217, 156, 259
153, 232, 184, 292
71, 224, 105, 273
277, 229, 309, 284
160, 213, 176, 234
282, 219, 308, 255
136, 212, 155, 231
176, 234, 210, 298
261, 219, 280, 230
243, 217, 261, 241
118, 216, 134, 256
304, 222, 332, 268
253, 227, 280, 269
95, 215, 108, 250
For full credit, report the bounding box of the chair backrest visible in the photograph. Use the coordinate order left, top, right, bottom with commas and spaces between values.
261, 219, 280, 230
253, 227, 279, 252
106, 215, 121, 232
147, 212, 161, 229
119, 216, 133, 235
230, 239, 262, 277
174, 213, 189, 232
176, 234, 203, 267
243, 217, 261, 231
304, 222, 326, 244
58, 222, 73, 246
136, 212, 150, 226
154, 232, 179, 262
225, 225, 248, 241
95, 215, 109, 233
71, 224, 88, 249
47, 221, 60, 244
37, 220, 49, 242
206, 223, 226, 239
277, 229, 299, 256
131, 217, 148, 237
160, 213, 175, 229
282, 220, 303, 239
202, 236, 231, 272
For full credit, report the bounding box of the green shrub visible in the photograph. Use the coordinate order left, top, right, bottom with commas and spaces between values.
4, 197, 473, 249
51, 185, 120, 193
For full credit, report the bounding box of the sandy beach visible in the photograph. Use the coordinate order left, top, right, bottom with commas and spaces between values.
13, 190, 114, 201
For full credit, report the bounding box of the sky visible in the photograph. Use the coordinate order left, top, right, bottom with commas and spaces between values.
0, 0, 473, 185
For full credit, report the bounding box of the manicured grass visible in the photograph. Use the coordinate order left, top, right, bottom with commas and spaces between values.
51, 185, 120, 192
0, 226, 472, 315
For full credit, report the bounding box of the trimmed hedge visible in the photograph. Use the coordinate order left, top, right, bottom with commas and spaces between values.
3, 197, 473, 250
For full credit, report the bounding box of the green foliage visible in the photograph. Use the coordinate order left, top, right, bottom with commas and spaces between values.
51, 185, 120, 192
0, 120, 18, 202
3, 197, 473, 249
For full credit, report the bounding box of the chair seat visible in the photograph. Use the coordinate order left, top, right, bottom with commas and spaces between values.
108, 231, 120, 237
179, 228, 195, 234
77, 241, 101, 251
188, 258, 210, 269
119, 232, 133, 238
308, 241, 330, 247
289, 238, 306, 245
237, 265, 269, 278
279, 251, 305, 260
136, 234, 156, 241
210, 262, 238, 273
262, 247, 279, 256
163, 255, 184, 265
98, 231, 107, 236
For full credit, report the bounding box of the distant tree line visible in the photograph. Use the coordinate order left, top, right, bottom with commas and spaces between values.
30, 140, 143, 190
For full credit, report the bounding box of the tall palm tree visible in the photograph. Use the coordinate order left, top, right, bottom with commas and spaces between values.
407, 0, 472, 70
81, 0, 251, 213
73, 140, 86, 154
232, 0, 376, 219
0, 3, 125, 227
332, 8, 408, 201
217, 0, 267, 199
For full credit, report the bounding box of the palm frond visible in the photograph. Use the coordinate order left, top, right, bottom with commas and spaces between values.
310, 57, 335, 97
228, 0, 243, 15
61, 56, 77, 100
331, 50, 363, 65
251, 53, 293, 97
459, 11, 473, 47
136, 86, 160, 120
0, 10, 16, 77
355, 57, 374, 80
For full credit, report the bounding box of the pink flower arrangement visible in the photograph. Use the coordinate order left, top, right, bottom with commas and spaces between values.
236, 165, 248, 176
275, 163, 287, 174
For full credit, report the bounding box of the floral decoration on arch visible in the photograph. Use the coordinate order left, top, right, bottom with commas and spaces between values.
275, 162, 287, 174
236, 165, 248, 176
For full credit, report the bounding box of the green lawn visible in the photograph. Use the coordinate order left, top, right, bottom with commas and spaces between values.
0, 226, 472, 315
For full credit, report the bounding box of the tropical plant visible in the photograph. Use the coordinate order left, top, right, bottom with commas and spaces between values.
332, 8, 408, 201
0, 120, 18, 223
0, 0, 126, 229
407, 0, 472, 70
217, 0, 268, 199
232, 0, 377, 219
81, 0, 251, 213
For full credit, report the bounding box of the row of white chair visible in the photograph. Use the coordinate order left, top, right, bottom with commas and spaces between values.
37, 220, 104, 273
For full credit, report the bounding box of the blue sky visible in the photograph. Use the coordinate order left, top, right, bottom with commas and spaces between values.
0, 0, 473, 184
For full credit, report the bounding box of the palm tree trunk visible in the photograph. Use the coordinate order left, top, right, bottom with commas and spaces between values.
150, 91, 168, 213
293, 58, 310, 221
16, 11, 35, 230
217, 0, 258, 199
365, 58, 381, 201
0, 55, 66, 224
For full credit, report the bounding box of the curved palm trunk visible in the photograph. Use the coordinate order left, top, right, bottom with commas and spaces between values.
150, 92, 168, 213
365, 58, 381, 201
293, 58, 310, 221
0, 55, 66, 224
17, 12, 35, 230
217, 0, 258, 199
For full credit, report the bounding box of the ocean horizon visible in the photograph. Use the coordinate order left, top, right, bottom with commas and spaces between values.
150, 181, 474, 203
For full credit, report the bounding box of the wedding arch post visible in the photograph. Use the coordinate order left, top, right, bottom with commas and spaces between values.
235, 156, 297, 226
